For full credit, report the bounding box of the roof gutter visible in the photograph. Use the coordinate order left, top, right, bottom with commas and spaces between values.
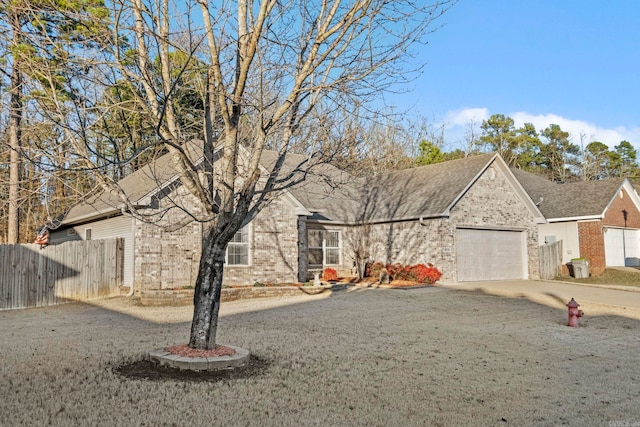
419, 213, 448, 226
307, 213, 448, 227
546, 214, 603, 223
60, 209, 122, 227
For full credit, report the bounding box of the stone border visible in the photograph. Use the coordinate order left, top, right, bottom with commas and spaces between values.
148, 345, 250, 371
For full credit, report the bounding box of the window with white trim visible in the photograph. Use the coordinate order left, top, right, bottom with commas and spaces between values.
308, 229, 341, 267
226, 225, 250, 266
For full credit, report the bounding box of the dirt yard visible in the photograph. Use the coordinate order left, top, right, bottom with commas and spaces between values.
1, 285, 639, 426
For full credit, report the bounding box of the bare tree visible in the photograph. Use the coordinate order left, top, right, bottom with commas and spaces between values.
462, 118, 481, 156
5, 8, 23, 244
32, 0, 455, 349
345, 223, 372, 280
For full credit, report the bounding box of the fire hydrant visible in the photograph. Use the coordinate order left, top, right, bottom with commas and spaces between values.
566, 298, 584, 327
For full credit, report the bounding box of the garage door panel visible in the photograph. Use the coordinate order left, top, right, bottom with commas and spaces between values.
456, 229, 524, 282
605, 228, 640, 267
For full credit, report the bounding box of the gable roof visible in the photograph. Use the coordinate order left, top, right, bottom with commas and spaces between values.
257, 150, 363, 222
59, 141, 204, 225
349, 152, 544, 224
511, 168, 631, 221
59, 141, 358, 226
59, 144, 545, 228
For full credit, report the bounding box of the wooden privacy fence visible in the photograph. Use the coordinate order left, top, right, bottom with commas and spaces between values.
0, 238, 124, 310
539, 240, 563, 280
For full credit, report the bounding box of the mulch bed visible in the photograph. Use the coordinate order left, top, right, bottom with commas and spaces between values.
113, 355, 269, 382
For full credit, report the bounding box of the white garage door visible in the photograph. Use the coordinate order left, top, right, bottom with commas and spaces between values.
456, 229, 525, 282
604, 228, 640, 267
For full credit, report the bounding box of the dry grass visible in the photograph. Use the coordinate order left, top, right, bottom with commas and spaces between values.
559, 268, 640, 288
1, 287, 639, 426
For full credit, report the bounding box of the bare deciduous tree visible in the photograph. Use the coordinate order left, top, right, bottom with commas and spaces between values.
30, 0, 455, 349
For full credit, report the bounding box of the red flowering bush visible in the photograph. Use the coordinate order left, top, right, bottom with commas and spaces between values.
410, 263, 442, 284
322, 267, 338, 281
364, 261, 442, 284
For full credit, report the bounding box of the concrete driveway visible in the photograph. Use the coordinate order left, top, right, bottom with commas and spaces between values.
442, 279, 640, 318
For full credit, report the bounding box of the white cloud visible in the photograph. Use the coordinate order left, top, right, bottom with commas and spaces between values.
510, 112, 639, 148
442, 107, 489, 127
441, 108, 640, 149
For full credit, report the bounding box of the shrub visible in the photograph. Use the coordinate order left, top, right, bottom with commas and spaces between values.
322, 268, 338, 281
410, 263, 442, 284
365, 262, 385, 278
364, 261, 442, 284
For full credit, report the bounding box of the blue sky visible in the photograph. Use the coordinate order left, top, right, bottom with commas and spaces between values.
387, 1, 640, 152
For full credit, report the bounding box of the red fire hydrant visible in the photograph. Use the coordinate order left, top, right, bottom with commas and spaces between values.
566, 298, 584, 327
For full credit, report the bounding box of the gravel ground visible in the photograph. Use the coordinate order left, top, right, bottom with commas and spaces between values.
1, 285, 639, 426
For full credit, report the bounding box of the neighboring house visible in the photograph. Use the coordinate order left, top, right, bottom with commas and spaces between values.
51, 147, 545, 292
512, 169, 640, 274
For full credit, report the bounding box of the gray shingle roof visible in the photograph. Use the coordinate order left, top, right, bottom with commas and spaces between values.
261, 152, 500, 224
61, 145, 515, 226
60, 141, 202, 225
357, 153, 497, 222
511, 168, 626, 219
61, 142, 362, 225
255, 149, 364, 223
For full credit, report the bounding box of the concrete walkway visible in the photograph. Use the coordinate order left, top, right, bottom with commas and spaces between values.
441, 279, 640, 313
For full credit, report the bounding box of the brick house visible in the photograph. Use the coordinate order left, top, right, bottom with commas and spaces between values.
334, 153, 545, 283
51, 148, 545, 291
513, 169, 640, 275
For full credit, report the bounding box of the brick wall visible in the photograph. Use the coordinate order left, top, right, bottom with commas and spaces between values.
451, 165, 540, 281
603, 188, 640, 228
224, 196, 300, 285
135, 183, 203, 291
356, 218, 455, 281
577, 220, 606, 275
134, 185, 302, 291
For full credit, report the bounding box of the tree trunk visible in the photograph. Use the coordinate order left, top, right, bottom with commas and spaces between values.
7, 12, 23, 244
356, 257, 367, 281
189, 229, 227, 350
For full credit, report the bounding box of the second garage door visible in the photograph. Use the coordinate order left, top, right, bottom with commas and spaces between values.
604, 227, 640, 267
456, 228, 525, 282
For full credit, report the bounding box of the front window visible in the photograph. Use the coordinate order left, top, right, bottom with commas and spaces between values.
308, 229, 341, 267
227, 225, 249, 266
308, 230, 324, 266
325, 231, 340, 264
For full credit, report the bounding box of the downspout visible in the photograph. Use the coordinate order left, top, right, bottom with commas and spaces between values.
125, 218, 136, 297
125, 282, 134, 297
